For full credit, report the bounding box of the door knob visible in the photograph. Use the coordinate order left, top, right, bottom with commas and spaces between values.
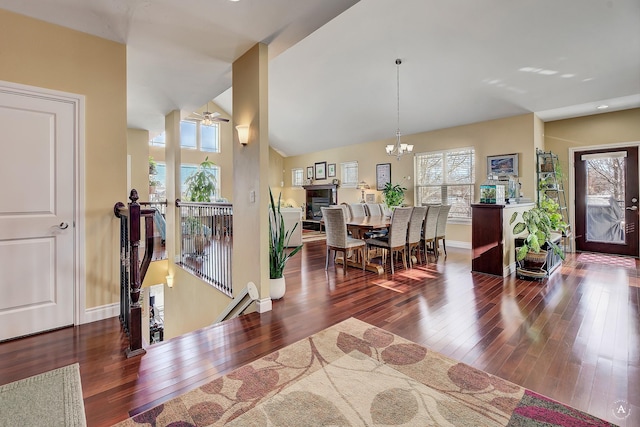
56, 222, 69, 229
626, 206, 638, 211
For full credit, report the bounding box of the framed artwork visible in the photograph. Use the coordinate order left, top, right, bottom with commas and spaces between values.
307, 166, 314, 180
365, 193, 375, 203
487, 153, 519, 177
376, 163, 391, 190
315, 161, 327, 180
327, 163, 336, 177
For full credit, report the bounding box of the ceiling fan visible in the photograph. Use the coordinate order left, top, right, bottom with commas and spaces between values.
191, 101, 229, 125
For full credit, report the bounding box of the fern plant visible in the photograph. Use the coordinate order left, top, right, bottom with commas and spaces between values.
269, 188, 303, 279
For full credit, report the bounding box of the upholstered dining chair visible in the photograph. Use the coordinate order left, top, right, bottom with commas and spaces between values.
406, 206, 428, 267
339, 203, 352, 222
321, 207, 365, 275
349, 203, 366, 218
421, 205, 440, 261
365, 206, 412, 274
365, 203, 383, 216
434, 204, 452, 259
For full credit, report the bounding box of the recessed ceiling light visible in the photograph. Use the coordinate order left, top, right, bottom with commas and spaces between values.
596, 105, 609, 110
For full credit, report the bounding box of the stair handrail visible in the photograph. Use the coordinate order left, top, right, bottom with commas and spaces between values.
214, 282, 259, 323
113, 189, 156, 357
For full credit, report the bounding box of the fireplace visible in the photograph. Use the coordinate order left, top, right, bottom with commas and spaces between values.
303, 184, 338, 222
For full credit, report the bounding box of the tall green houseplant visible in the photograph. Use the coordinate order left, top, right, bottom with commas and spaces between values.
184, 157, 217, 202
382, 182, 406, 208
269, 188, 303, 279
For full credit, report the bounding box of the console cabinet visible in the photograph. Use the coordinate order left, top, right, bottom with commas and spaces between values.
471, 203, 534, 276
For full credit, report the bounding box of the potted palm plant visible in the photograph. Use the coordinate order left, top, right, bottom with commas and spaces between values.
184, 157, 217, 202
183, 157, 217, 253
269, 188, 303, 299
510, 207, 565, 278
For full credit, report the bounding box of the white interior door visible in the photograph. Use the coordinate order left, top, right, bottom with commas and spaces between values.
0, 88, 75, 341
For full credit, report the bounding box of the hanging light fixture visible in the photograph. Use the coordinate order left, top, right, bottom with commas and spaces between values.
386, 59, 413, 160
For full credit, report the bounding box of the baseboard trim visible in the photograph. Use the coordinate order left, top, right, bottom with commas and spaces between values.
256, 298, 272, 313
445, 240, 471, 250
81, 303, 119, 324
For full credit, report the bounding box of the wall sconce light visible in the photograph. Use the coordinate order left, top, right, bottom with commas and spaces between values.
166, 275, 174, 288
236, 125, 249, 146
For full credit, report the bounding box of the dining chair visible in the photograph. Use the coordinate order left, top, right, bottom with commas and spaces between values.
321, 207, 365, 275
406, 206, 428, 267
349, 203, 366, 218
365, 207, 412, 274
421, 205, 440, 261
434, 204, 452, 259
339, 203, 352, 222
365, 203, 383, 216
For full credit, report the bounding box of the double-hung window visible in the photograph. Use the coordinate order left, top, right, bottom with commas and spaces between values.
291, 168, 304, 187
340, 161, 359, 188
415, 148, 475, 220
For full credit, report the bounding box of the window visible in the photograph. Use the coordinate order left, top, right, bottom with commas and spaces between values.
150, 132, 165, 146
149, 121, 220, 153
340, 161, 358, 188
154, 163, 221, 200
291, 168, 304, 187
201, 123, 219, 152
415, 148, 475, 219
180, 121, 197, 149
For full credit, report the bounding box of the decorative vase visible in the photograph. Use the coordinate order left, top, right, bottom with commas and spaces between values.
270, 276, 286, 300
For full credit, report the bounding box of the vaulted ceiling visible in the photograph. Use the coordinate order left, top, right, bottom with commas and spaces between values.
2, 0, 638, 156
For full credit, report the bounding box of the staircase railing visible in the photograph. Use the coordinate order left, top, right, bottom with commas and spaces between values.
113, 189, 155, 357
176, 200, 234, 296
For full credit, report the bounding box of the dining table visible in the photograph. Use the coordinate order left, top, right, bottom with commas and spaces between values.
334, 215, 392, 274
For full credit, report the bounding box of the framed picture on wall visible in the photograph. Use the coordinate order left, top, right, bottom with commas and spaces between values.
487, 153, 519, 177
307, 166, 314, 180
328, 163, 336, 177
315, 161, 327, 180
376, 163, 391, 190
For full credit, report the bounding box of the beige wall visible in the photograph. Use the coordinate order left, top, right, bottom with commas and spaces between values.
0, 9, 127, 309
544, 108, 640, 175
282, 113, 537, 245
127, 129, 151, 200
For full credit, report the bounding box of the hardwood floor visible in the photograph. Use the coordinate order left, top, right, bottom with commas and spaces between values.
1, 242, 638, 426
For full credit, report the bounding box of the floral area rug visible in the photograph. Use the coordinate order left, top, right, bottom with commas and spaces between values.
114, 317, 615, 426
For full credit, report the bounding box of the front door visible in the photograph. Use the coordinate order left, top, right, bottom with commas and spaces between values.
0, 85, 76, 341
574, 146, 639, 257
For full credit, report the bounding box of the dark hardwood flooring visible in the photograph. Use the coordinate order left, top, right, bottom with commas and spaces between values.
0, 242, 638, 426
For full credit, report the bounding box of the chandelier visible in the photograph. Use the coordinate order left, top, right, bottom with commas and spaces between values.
385, 59, 413, 160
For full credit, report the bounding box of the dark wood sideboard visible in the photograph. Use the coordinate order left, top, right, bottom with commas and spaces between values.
471, 202, 534, 276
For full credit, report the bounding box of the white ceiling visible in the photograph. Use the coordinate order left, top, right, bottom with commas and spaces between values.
2, 0, 639, 157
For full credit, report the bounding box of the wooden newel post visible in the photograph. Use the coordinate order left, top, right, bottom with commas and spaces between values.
126, 189, 146, 357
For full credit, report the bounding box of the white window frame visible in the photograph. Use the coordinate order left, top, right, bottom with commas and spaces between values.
414, 147, 475, 221
340, 161, 359, 188
155, 162, 222, 201
291, 168, 304, 187
148, 120, 220, 153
